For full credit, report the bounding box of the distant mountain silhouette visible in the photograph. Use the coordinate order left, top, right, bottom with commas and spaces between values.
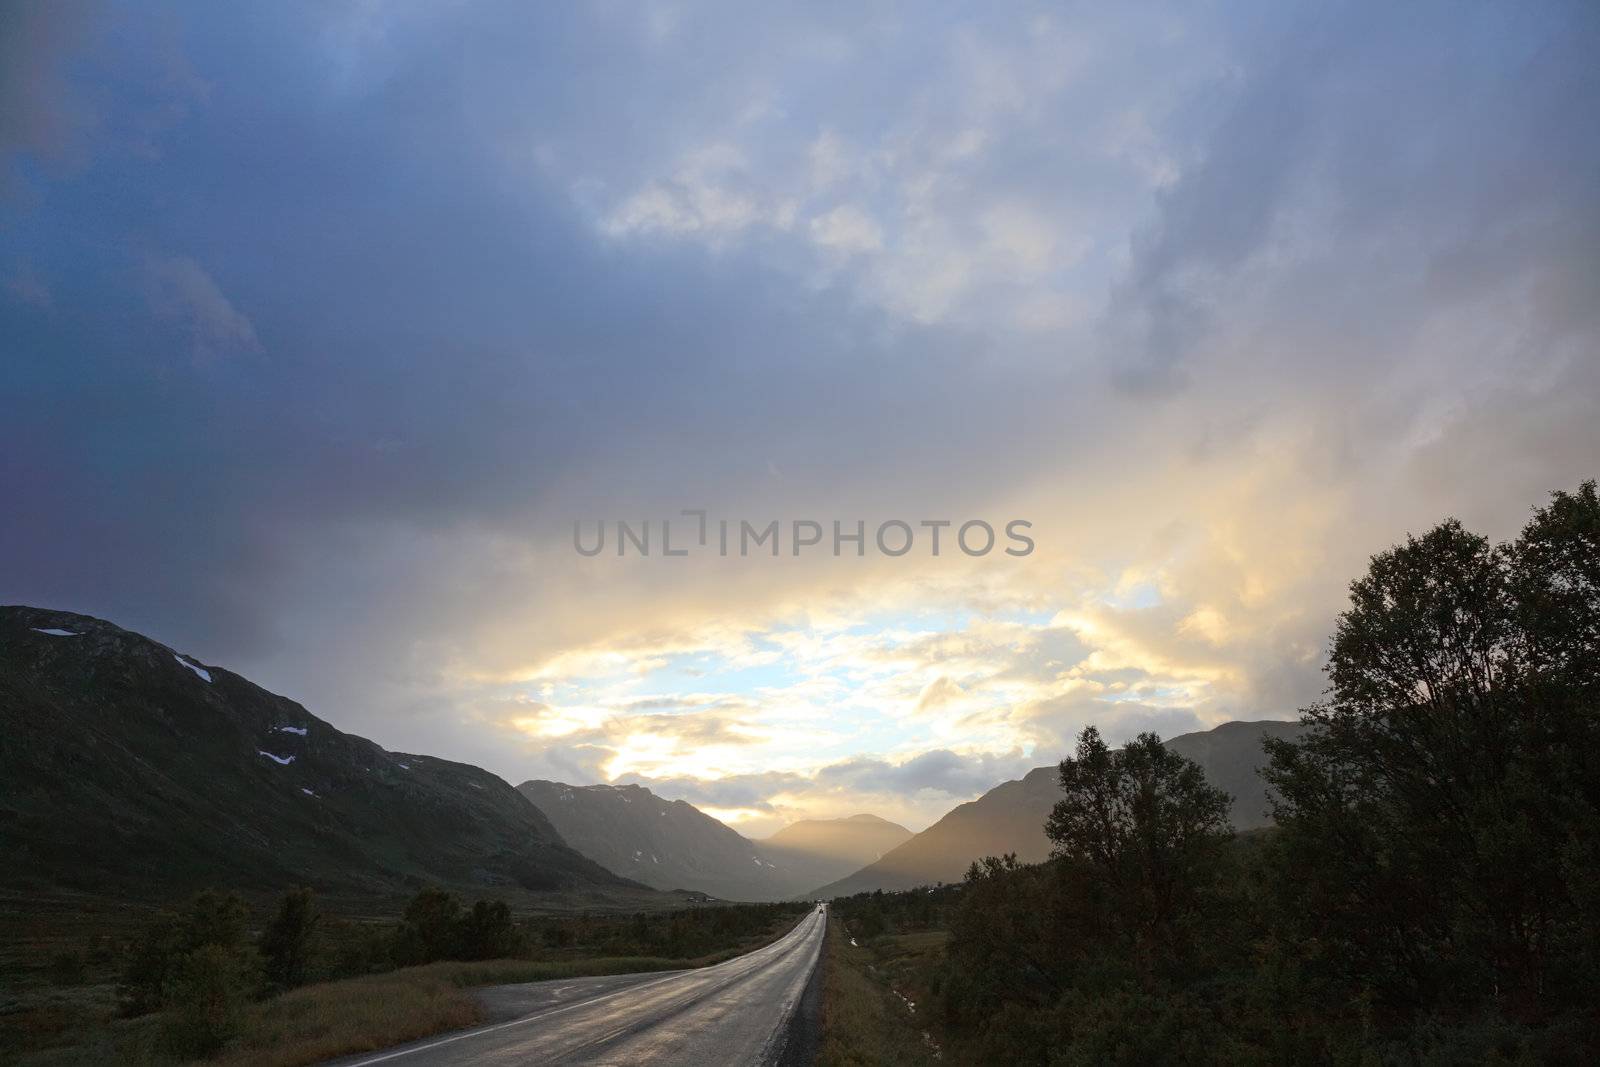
811, 720, 1307, 898
518, 780, 911, 901
758, 814, 913, 890
518, 780, 793, 900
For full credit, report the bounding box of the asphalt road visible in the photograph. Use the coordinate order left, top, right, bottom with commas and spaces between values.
330, 905, 827, 1066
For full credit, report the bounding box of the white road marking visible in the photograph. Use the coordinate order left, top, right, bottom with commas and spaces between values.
340, 914, 820, 1066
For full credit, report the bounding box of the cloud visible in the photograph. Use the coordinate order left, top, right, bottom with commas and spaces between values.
914, 675, 964, 713
0, 1, 1595, 837
142, 254, 260, 359
622, 746, 1043, 835
808, 205, 883, 256
0, 1, 99, 183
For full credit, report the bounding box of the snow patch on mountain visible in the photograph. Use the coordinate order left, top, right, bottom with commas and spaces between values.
174, 655, 212, 682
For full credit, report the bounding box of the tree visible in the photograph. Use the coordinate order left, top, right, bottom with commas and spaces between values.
459, 899, 521, 960
391, 887, 463, 965
941, 729, 1238, 1064
1045, 727, 1234, 975
1264, 482, 1600, 1022
260, 886, 320, 991
120, 890, 256, 1016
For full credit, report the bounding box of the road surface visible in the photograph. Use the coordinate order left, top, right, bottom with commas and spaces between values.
330, 905, 826, 1066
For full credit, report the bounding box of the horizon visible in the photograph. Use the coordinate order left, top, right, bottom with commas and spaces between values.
5, 2, 1597, 840
10, 593, 1306, 836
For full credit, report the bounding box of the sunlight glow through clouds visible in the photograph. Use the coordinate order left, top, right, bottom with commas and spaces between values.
8, 2, 1593, 836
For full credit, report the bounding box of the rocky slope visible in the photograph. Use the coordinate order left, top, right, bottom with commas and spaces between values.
0, 606, 640, 903
518, 780, 803, 900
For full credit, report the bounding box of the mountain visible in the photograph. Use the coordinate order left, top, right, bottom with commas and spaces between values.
518, 780, 799, 901
758, 814, 913, 890
1163, 719, 1309, 829
517, 782, 913, 901
810, 766, 1063, 899
811, 719, 1307, 898
0, 606, 643, 904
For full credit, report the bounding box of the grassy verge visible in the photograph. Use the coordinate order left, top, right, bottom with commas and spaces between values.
213, 947, 781, 1067
817, 923, 946, 1066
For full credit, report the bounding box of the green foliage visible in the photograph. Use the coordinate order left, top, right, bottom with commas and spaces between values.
259, 886, 320, 992
320, 917, 394, 980
825, 481, 1600, 1064
391, 887, 464, 966
458, 899, 522, 961
380, 887, 804, 971
1264, 482, 1600, 1024
16, 892, 808, 1064
29, 483, 1600, 1065
158, 942, 258, 1057
120, 889, 256, 1016
1046, 727, 1234, 976
525, 899, 805, 962
927, 733, 1246, 1061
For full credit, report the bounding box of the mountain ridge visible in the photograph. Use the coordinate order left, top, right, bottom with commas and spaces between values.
517, 781, 914, 901
810, 718, 1307, 898
517, 779, 793, 901
758, 813, 913, 883
0, 605, 645, 905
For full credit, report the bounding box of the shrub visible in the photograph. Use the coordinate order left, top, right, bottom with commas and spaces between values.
121, 889, 254, 1015
260, 887, 320, 992
160, 942, 259, 1057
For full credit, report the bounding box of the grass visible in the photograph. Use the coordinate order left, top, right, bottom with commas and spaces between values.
210, 949, 774, 1066
209, 966, 482, 1066
817, 924, 946, 1066
7, 913, 806, 1066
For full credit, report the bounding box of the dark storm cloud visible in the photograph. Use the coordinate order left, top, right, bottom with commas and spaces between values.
1, 2, 1042, 660
1106, 1, 1600, 393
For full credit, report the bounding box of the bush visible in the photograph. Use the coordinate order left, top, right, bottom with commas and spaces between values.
121, 889, 254, 1015
260, 887, 320, 992
160, 942, 259, 1057
458, 900, 521, 961
391, 888, 463, 966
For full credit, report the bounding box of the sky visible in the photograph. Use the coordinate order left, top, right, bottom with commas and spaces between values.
3, 1, 1597, 835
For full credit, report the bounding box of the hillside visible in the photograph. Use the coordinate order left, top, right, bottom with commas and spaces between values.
1164, 719, 1309, 828
518, 780, 803, 901
758, 814, 912, 889
811, 719, 1306, 898
518, 783, 914, 901
0, 606, 641, 904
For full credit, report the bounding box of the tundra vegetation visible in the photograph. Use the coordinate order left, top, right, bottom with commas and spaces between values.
3, 889, 807, 1065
